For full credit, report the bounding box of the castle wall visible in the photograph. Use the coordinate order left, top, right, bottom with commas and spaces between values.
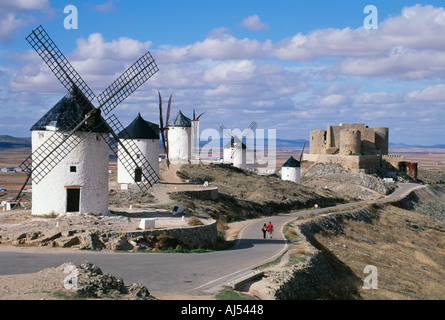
326, 126, 341, 148
302, 154, 381, 172
382, 155, 406, 171
374, 127, 389, 155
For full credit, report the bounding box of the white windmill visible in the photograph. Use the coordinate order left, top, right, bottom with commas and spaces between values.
16, 26, 159, 216
166, 109, 192, 164
281, 156, 301, 184
281, 142, 305, 184
117, 113, 160, 185
220, 122, 257, 170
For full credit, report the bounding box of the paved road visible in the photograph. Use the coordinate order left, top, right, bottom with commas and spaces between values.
0, 183, 424, 297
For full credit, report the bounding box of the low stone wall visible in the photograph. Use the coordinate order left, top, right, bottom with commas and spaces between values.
1, 214, 218, 252
125, 220, 218, 250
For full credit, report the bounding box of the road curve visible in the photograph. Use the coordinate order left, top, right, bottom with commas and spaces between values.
0, 183, 425, 297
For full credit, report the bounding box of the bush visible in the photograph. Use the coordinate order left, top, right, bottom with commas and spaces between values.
154, 233, 181, 250
188, 217, 204, 226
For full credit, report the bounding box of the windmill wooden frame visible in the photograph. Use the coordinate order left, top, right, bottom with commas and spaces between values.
16, 25, 160, 201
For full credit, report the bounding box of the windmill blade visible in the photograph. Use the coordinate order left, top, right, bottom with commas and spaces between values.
26, 25, 95, 102
193, 109, 206, 121
103, 115, 160, 191
197, 112, 205, 120
158, 92, 169, 168
164, 94, 172, 167
243, 121, 257, 138
299, 141, 307, 162
219, 125, 234, 138
166, 94, 172, 126
20, 113, 101, 184
97, 51, 159, 116
158, 91, 166, 150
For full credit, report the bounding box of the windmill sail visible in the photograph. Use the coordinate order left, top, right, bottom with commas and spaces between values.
104, 115, 159, 191
26, 25, 95, 102
17, 25, 160, 199
97, 51, 159, 116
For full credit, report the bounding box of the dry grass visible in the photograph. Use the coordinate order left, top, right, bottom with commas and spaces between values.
187, 216, 204, 226
313, 204, 445, 300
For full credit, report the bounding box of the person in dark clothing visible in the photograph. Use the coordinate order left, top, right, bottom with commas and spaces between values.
261, 223, 267, 239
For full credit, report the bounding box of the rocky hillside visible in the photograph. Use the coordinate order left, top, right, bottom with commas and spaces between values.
174, 164, 350, 221
264, 185, 445, 300
302, 163, 397, 195
172, 163, 396, 222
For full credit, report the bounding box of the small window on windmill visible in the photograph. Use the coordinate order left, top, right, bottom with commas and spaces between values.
38, 133, 44, 139
70, 166, 77, 173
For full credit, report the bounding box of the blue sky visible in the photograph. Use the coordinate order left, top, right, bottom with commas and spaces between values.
1, 0, 445, 145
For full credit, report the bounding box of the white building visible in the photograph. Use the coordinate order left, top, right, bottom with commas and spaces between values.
223, 136, 247, 169
30, 90, 110, 216
168, 110, 192, 164
281, 156, 301, 184
117, 113, 160, 184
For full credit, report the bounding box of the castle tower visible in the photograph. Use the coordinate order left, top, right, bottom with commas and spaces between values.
339, 129, 361, 155
281, 156, 301, 184
30, 90, 110, 216
168, 110, 192, 164
374, 127, 389, 155
309, 130, 326, 154
117, 113, 160, 184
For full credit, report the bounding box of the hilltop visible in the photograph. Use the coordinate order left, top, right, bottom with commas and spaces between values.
0, 135, 31, 150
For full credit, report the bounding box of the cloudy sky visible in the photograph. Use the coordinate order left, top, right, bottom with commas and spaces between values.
0, 0, 445, 145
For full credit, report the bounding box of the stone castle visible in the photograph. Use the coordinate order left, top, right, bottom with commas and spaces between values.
303, 123, 417, 178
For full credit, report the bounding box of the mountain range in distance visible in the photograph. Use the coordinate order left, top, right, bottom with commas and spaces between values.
0, 135, 444, 150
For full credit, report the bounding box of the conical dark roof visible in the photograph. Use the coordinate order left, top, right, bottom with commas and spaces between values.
118, 113, 159, 139
30, 87, 109, 133
224, 136, 247, 149
282, 156, 301, 168
168, 110, 191, 127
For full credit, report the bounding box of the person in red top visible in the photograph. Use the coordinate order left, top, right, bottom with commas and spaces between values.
267, 222, 274, 239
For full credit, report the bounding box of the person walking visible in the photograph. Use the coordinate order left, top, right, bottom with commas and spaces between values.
267, 222, 274, 239
261, 223, 267, 239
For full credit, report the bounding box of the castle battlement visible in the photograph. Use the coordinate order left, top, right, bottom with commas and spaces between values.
309, 123, 389, 156
304, 123, 414, 176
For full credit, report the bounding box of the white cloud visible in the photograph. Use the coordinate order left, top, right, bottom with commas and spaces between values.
0, 0, 53, 42
157, 33, 272, 62
92, 0, 115, 13
274, 5, 445, 62
239, 14, 270, 31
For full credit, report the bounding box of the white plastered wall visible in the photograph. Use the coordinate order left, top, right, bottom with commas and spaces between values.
117, 139, 159, 184
168, 126, 191, 164
31, 131, 109, 216
281, 167, 301, 184
233, 148, 247, 169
